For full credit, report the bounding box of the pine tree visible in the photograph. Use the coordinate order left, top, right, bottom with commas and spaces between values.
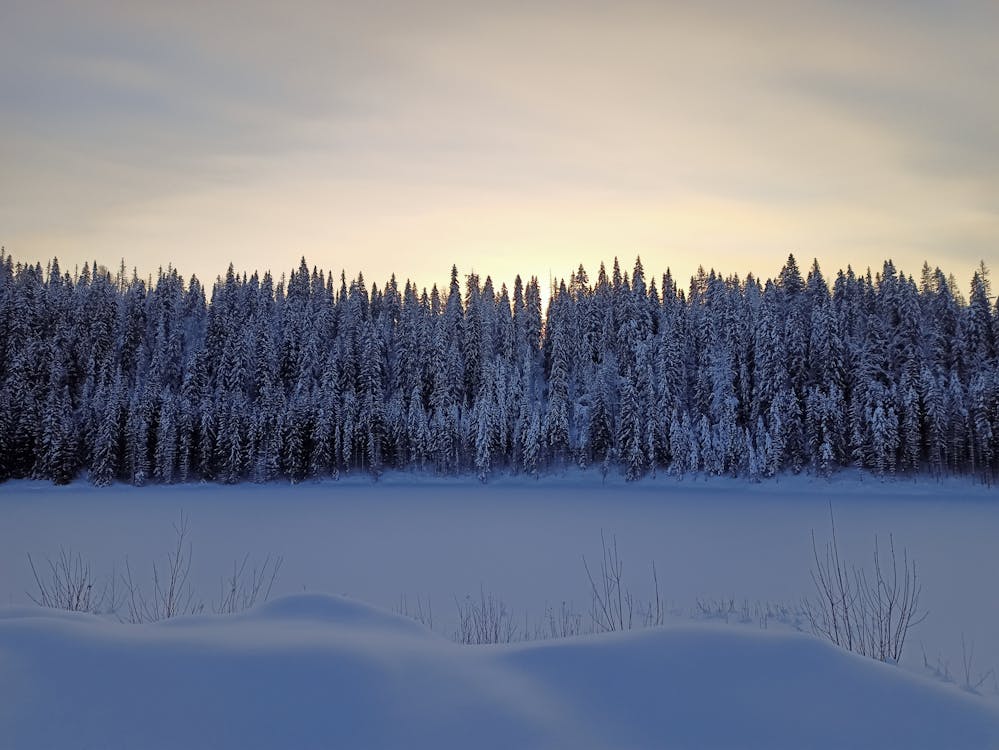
667, 409, 689, 477
965, 268, 995, 371
544, 289, 572, 465
406, 384, 430, 470
360, 321, 387, 478
869, 399, 899, 476
0, 390, 10, 483
1, 249, 996, 484
310, 376, 337, 479
38, 346, 77, 484
474, 394, 493, 483
281, 397, 308, 482
618, 367, 645, 480
154, 391, 178, 484
587, 359, 615, 471
43, 383, 77, 485
969, 374, 995, 479
218, 401, 244, 484
898, 385, 921, 473
523, 409, 541, 479
125, 394, 150, 486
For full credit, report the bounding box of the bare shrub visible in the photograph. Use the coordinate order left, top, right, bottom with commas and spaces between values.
921, 642, 954, 683
804, 504, 926, 663
396, 594, 434, 631
695, 597, 805, 630
27, 512, 283, 623
27, 549, 122, 615
213, 553, 284, 615
454, 588, 520, 644
959, 635, 996, 693
123, 511, 204, 623
695, 597, 738, 623
641, 561, 665, 628
539, 600, 584, 640
754, 600, 805, 630
922, 637, 998, 694
584, 530, 663, 632
584, 530, 630, 632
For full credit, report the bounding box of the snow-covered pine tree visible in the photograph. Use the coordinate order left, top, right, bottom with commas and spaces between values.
523, 408, 542, 479
544, 285, 571, 467
617, 366, 645, 480
154, 391, 178, 484
1, 250, 996, 484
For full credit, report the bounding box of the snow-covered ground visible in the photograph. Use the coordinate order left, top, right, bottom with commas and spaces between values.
1, 473, 997, 747
2, 593, 998, 749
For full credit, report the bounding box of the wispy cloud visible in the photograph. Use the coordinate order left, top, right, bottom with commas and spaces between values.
2, 0, 996, 289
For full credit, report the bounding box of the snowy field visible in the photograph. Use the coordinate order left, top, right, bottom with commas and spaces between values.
3, 594, 999, 749
2, 473, 998, 747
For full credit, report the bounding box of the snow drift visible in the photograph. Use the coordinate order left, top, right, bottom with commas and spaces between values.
2, 594, 997, 750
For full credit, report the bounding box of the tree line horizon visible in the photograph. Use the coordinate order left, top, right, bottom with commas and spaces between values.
0, 248, 996, 485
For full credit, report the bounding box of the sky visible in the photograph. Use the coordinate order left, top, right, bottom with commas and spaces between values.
2, 0, 997, 297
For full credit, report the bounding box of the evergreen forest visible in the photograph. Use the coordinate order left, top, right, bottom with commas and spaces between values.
1, 249, 996, 486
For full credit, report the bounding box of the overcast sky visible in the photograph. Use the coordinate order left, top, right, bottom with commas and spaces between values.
2, 0, 996, 295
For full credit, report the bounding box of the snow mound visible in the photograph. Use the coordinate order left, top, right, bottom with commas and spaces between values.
1, 595, 997, 750
505, 625, 999, 749
250, 592, 433, 636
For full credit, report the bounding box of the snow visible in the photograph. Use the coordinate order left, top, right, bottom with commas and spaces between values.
1, 592, 997, 749
1, 474, 998, 746
2, 473, 996, 665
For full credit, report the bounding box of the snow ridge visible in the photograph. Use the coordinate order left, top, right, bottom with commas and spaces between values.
2, 593, 998, 750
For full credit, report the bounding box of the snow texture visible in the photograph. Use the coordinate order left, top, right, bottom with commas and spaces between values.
2, 475, 997, 670
2, 592, 998, 749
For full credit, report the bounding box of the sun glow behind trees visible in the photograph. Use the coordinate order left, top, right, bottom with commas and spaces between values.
0, 249, 996, 486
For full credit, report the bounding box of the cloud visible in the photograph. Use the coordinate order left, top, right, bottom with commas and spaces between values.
1, 0, 995, 291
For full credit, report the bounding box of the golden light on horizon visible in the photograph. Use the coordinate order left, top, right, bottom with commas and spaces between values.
2, 1, 996, 296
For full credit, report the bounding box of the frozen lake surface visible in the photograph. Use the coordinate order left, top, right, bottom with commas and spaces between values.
1, 472, 997, 674
3, 472, 999, 748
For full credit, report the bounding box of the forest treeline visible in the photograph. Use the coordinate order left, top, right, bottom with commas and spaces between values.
0, 249, 996, 485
